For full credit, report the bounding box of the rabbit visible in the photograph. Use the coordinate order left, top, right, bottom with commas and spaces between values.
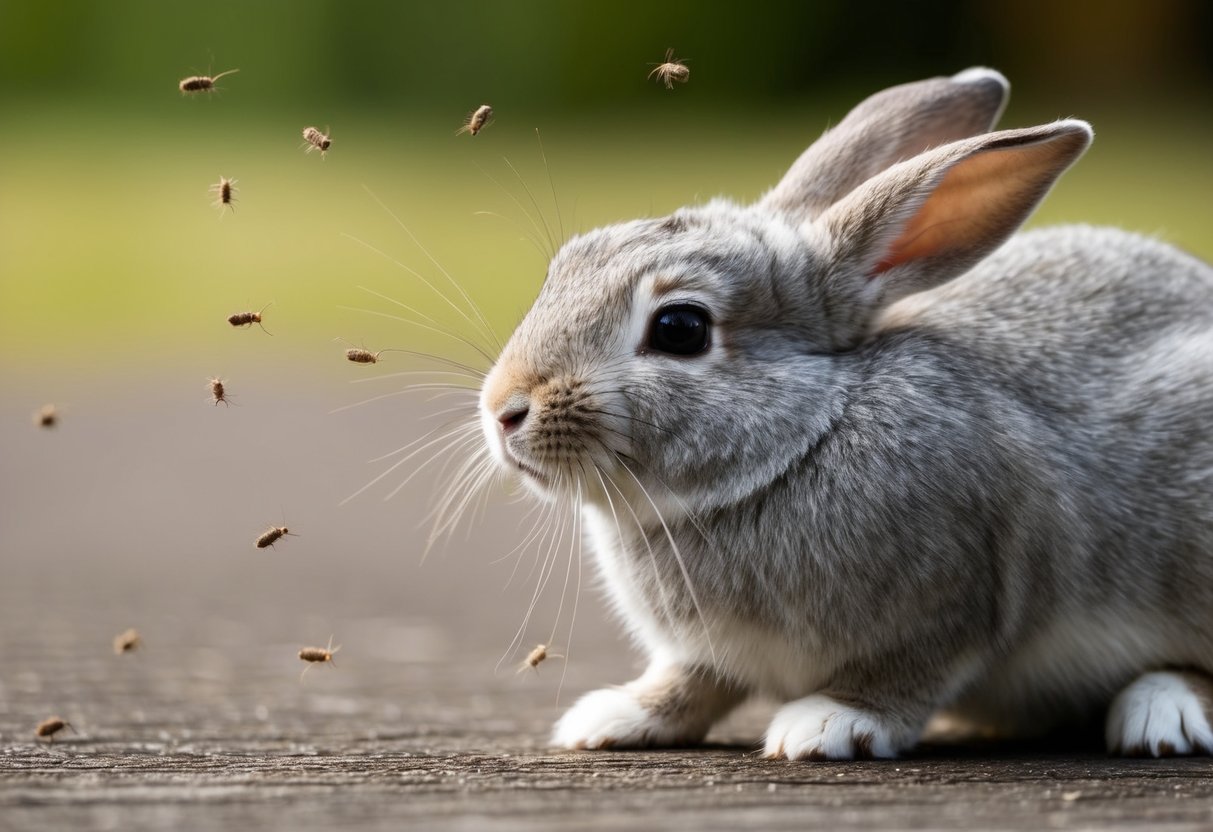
476, 67, 1213, 760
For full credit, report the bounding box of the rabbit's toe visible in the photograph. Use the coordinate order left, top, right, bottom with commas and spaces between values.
552, 687, 698, 750
763, 694, 901, 760
1107, 671, 1213, 757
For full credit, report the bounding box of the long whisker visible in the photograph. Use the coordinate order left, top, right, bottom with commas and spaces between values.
329, 383, 478, 415
421, 403, 482, 422
581, 401, 695, 449
361, 185, 503, 353
492, 499, 559, 674
491, 501, 551, 572
473, 210, 550, 262
341, 424, 479, 506
514, 493, 563, 593
616, 452, 712, 545
555, 468, 587, 705
597, 464, 677, 633
346, 370, 482, 387
422, 450, 497, 546
500, 472, 570, 670
503, 157, 556, 256
347, 350, 488, 381
338, 302, 497, 365
534, 128, 565, 246
367, 419, 481, 464
616, 457, 717, 664
547, 477, 581, 647
353, 282, 492, 356
342, 235, 472, 335
389, 433, 486, 504
473, 162, 554, 261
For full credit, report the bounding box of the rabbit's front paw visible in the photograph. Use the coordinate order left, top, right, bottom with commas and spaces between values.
763, 694, 903, 760
1107, 671, 1213, 757
553, 687, 689, 749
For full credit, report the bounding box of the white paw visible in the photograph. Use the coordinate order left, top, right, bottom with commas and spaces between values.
763, 694, 903, 760
1107, 672, 1213, 757
552, 687, 689, 750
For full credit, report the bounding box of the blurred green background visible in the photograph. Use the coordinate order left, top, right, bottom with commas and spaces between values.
1, 0, 1210, 377
0, 0, 1211, 739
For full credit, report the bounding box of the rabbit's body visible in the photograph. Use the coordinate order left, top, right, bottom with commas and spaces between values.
573, 220, 1213, 741
897, 226, 1213, 732
478, 69, 1213, 758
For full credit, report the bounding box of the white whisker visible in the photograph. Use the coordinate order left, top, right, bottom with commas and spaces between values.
338, 301, 497, 365
503, 156, 556, 256
473, 210, 550, 262
361, 185, 503, 353
553, 473, 585, 705
597, 464, 677, 633
329, 383, 478, 415
348, 369, 483, 386
617, 457, 717, 664
501, 471, 571, 671
422, 451, 498, 548
534, 128, 565, 246
386, 433, 484, 504
474, 162, 554, 260
341, 427, 479, 507
368, 420, 481, 464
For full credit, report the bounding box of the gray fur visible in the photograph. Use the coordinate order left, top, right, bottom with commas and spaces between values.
476, 69, 1213, 759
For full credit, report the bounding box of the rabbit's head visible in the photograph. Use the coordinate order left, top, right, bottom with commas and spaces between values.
480, 69, 1091, 512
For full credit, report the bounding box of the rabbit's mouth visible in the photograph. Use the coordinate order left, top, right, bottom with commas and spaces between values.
515, 459, 548, 485
505, 451, 550, 487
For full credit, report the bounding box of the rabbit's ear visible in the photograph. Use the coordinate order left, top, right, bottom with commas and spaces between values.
759, 68, 1009, 224
814, 120, 1092, 346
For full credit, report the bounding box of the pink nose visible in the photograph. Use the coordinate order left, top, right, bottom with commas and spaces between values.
497, 404, 529, 435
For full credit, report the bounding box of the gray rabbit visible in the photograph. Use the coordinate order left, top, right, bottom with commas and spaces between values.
477, 68, 1213, 759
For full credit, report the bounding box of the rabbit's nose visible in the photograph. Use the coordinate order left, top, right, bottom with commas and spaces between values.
497, 402, 530, 436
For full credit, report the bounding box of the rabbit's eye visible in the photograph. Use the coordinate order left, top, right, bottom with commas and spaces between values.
648, 304, 710, 356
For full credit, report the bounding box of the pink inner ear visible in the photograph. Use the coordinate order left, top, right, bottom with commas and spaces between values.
872, 247, 913, 276
867, 146, 1038, 278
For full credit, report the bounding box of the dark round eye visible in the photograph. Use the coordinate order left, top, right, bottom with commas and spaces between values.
647, 304, 710, 356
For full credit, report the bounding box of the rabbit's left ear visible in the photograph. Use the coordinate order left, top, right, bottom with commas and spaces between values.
760, 68, 1010, 224
812, 120, 1092, 346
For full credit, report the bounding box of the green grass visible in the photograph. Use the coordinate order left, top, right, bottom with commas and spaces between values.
3, 103, 1210, 375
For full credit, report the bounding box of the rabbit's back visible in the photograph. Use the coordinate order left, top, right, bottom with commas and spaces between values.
880, 225, 1213, 458
882, 225, 1213, 374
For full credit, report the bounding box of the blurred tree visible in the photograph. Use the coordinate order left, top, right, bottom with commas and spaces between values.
1, 0, 1208, 111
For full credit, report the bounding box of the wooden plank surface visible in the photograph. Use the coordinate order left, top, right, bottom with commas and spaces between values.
4, 378, 1213, 831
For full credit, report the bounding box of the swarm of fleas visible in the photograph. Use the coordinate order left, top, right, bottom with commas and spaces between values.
458, 104, 493, 137
345, 348, 382, 364
178, 68, 239, 94
302, 126, 332, 157
210, 176, 237, 214
298, 637, 340, 679
209, 377, 230, 406
648, 48, 690, 90
35, 717, 71, 742
256, 525, 292, 549
517, 644, 562, 673
113, 628, 142, 655
228, 303, 273, 335
34, 404, 57, 428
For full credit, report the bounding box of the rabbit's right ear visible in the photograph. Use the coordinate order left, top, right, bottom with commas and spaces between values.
759, 68, 1009, 224
811, 120, 1093, 348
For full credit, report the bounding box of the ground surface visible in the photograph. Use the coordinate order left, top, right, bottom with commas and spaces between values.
3, 376, 1213, 831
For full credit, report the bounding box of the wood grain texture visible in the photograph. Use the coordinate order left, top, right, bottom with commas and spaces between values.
3, 383, 1213, 831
